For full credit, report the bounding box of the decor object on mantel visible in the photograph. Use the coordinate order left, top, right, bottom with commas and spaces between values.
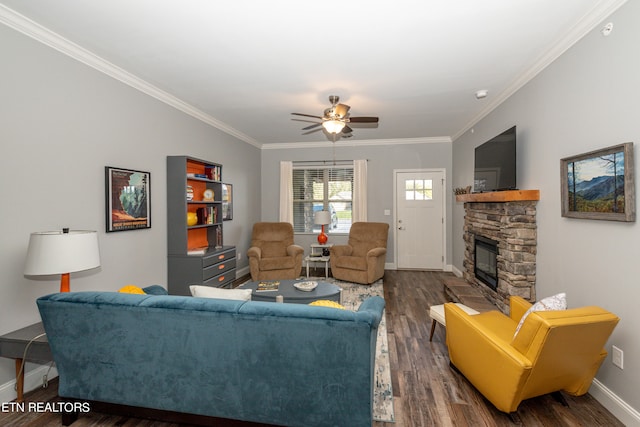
314, 210, 331, 244
454, 186, 472, 195
24, 228, 101, 292
561, 142, 635, 222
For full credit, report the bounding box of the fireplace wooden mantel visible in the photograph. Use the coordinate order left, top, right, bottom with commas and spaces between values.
456, 189, 540, 203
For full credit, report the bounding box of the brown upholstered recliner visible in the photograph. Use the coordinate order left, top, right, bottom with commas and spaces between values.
445, 296, 620, 414
247, 222, 304, 281
330, 222, 389, 285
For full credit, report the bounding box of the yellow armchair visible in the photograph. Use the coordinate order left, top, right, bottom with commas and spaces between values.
444, 296, 619, 413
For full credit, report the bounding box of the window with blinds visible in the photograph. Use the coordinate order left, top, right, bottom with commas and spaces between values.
292, 166, 353, 233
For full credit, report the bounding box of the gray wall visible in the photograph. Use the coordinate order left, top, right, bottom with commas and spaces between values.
260, 142, 453, 265
0, 24, 261, 391
453, 1, 640, 420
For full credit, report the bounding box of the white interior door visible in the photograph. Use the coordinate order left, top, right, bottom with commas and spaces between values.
395, 170, 444, 269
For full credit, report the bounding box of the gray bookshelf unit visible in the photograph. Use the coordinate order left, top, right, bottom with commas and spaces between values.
167, 156, 236, 295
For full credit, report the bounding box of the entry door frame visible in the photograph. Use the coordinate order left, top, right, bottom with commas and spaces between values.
393, 168, 447, 270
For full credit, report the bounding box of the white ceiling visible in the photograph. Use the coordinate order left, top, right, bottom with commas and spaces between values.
0, 0, 626, 147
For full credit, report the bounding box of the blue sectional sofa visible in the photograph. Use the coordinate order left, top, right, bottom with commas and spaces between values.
37, 285, 385, 427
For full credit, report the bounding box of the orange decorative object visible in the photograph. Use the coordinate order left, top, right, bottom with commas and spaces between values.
60, 273, 70, 293
317, 225, 328, 244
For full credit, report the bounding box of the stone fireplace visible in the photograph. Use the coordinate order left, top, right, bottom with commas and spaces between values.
458, 190, 539, 313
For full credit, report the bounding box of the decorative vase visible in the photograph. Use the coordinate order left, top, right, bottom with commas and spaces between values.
187, 212, 198, 226
317, 225, 328, 244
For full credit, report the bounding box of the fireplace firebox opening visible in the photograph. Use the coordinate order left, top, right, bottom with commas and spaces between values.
474, 236, 498, 291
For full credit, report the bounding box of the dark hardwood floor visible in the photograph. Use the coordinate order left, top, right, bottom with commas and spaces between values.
0, 270, 623, 426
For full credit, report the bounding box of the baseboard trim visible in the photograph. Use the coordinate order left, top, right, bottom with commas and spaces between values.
590, 378, 640, 426
235, 265, 250, 280
0, 364, 58, 403
451, 265, 463, 278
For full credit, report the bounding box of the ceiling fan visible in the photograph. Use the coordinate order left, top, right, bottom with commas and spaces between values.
291, 95, 379, 136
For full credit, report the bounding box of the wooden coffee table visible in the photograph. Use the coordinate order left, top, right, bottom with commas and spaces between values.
240, 279, 341, 304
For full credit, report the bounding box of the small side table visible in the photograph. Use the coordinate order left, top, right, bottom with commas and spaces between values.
305, 255, 331, 278
306, 243, 332, 278
428, 303, 479, 341
0, 322, 52, 402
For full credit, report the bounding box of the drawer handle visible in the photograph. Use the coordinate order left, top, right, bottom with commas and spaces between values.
218, 255, 225, 260
218, 276, 225, 282
218, 264, 225, 270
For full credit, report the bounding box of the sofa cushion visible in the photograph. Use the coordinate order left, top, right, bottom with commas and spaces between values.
335, 255, 368, 271
514, 292, 566, 337
259, 256, 295, 271
190, 285, 252, 301
349, 239, 369, 257
142, 285, 168, 295
260, 241, 288, 258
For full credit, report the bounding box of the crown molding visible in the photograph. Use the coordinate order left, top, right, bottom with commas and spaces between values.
0, 4, 262, 148
261, 136, 452, 150
3, 0, 626, 149
452, 0, 628, 141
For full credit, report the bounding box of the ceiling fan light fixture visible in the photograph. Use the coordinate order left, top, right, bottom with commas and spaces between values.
322, 119, 345, 134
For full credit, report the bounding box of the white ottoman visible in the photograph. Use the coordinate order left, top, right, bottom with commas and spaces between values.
429, 303, 479, 341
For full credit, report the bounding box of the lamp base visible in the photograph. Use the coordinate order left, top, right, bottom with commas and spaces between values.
317, 225, 328, 244
60, 273, 70, 293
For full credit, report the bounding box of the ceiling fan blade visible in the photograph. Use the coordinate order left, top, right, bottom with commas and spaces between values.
302, 123, 323, 131
303, 128, 323, 135
342, 125, 353, 134
291, 118, 321, 124
349, 116, 379, 123
349, 121, 378, 129
334, 103, 351, 118
291, 112, 323, 119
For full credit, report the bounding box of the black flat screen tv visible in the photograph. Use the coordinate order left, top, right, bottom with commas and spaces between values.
474, 126, 517, 192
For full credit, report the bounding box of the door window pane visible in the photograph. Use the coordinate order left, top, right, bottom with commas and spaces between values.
405, 179, 433, 201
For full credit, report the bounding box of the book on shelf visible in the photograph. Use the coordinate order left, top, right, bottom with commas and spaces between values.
187, 247, 208, 256
256, 281, 280, 291
187, 173, 208, 179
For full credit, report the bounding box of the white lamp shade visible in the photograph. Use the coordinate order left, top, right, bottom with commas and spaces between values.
24, 230, 101, 276
322, 120, 345, 134
314, 210, 332, 225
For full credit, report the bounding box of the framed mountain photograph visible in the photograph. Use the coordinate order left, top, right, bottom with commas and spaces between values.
561, 143, 635, 222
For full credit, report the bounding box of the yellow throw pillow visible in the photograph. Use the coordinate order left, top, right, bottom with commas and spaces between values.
309, 300, 346, 310
118, 285, 146, 295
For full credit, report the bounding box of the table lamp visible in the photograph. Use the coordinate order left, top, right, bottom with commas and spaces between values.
24, 229, 101, 292
314, 211, 331, 244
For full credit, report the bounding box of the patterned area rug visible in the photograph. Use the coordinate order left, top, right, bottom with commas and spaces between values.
240, 277, 395, 423
333, 278, 395, 423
